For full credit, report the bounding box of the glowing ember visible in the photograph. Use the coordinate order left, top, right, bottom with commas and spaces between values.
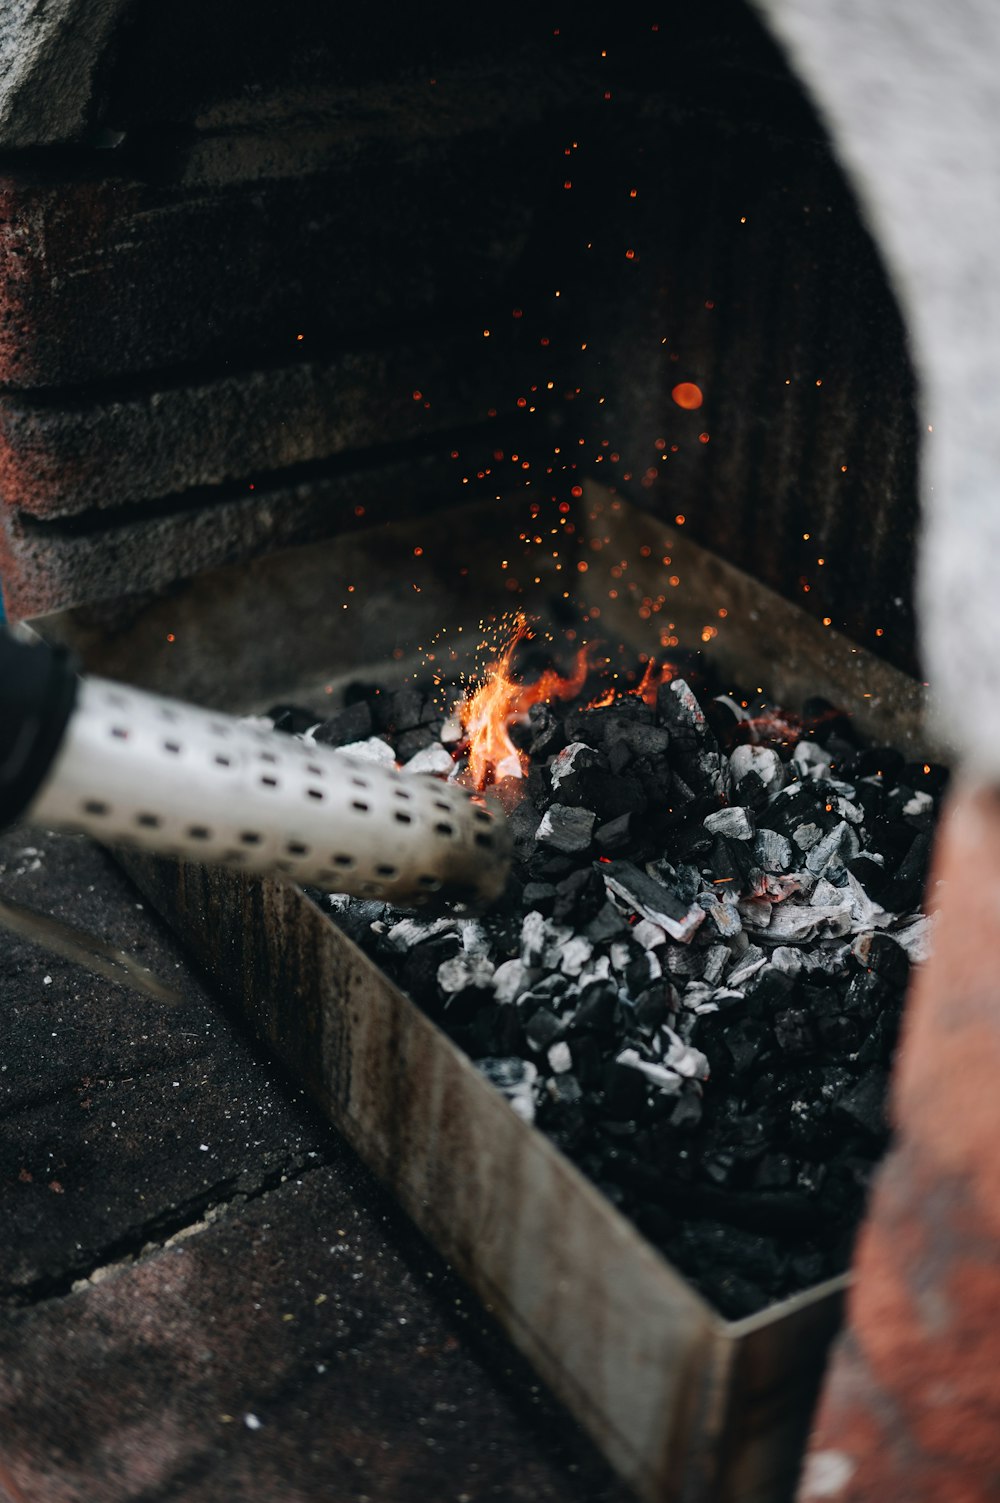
459, 614, 595, 788
671, 381, 704, 410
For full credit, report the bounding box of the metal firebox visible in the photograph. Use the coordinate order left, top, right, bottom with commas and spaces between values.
37, 485, 929, 1502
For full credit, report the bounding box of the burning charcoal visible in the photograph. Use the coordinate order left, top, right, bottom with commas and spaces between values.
312, 700, 374, 747
525, 1006, 562, 1053
437, 952, 495, 1005
753, 829, 793, 873
608, 739, 633, 777
704, 806, 753, 840
727, 946, 767, 987
267, 703, 321, 735
863, 933, 912, 989
601, 860, 705, 943
559, 935, 594, 977
836, 1070, 890, 1139
476, 1057, 538, 1124
854, 746, 904, 782
620, 723, 672, 761
791, 741, 832, 780
536, 804, 596, 855
492, 958, 538, 1006
856, 1008, 902, 1066
552, 866, 606, 927
527, 703, 564, 758
401, 743, 455, 777
656, 678, 723, 797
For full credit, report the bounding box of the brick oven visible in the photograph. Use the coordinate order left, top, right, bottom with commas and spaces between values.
1, 1, 997, 1500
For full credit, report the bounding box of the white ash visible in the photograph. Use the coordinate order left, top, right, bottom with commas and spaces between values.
437, 952, 495, 997
633, 918, 668, 950
728, 743, 787, 797
334, 736, 398, 766
476, 1057, 537, 1123
550, 741, 596, 789
892, 913, 936, 963
535, 804, 596, 854
548, 1041, 573, 1074
902, 789, 934, 817
559, 934, 594, 976
386, 916, 459, 952
492, 958, 538, 1005
402, 743, 455, 777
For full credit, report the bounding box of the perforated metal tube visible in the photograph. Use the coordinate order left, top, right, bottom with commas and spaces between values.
27, 676, 511, 906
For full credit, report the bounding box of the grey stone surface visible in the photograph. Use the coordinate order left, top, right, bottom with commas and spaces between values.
0, 0, 129, 146
0, 824, 628, 1501
753, 0, 1000, 772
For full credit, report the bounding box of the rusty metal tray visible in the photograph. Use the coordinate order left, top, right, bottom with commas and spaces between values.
38, 484, 928, 1501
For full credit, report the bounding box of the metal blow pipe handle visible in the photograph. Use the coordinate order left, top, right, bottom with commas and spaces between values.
2, 634, 511, 906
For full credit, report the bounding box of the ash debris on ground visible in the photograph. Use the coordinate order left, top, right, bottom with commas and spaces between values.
269, 661, 944, 1318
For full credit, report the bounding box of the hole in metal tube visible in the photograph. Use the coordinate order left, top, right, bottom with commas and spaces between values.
418, 875, 441, 890
351, 800, 370, 814
433, 800, 451, 813
334, 854, 355, 867
475, 831, 494, 849
260, 776, 279, 788
164, 741, 182, 754
287, 841, 309, 856
83, 800, 109, 816
111, 726, 129, 740
394, 811, 413, 825
214, 754, 231, 767
376, 864, 398, 878
188, 826, 211, 840
136, 813, 161, 828
240, 832, 262, 845
393, 788, 412, 800
259, 751, 277, 764
306, 764, 323, 777
434, 822, 454, 837
473, 809, 492, 825
307, 788, 324, 801
350, 777, 369, 790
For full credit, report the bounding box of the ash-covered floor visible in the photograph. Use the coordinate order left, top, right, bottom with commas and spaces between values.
0, 826, 630, 1503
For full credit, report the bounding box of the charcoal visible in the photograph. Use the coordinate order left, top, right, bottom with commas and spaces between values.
836, 1070, 890, 1139
526, 703, 564, 758
704, 805, 753, 840
602, 860, 705, 943
634, 985, 671, 1032
396, 725, 437, 761
521, 880, 556, 914
603, 1062, 647, 1120
552, 866, 606, 927
585, 900, 629, 944
312, 699, 374, 747
854, 746, 904, 781
306, 647, 941, 1319
387, 687, 425, 733
774, 1008, 819, 1055
745, 965, 797, 1017
525, 1006, 562, 1053
536, 804, 596, 855
728, 744, 787, 803
877, 831, 932, 912
573, 979, 618, 1031
267, 703, 320, 735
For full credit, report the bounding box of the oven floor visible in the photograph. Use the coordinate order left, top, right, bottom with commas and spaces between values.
0, 828, 630, 1503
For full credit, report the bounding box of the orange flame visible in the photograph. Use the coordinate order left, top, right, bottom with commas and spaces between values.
459, 614, 596, 788
629, 658, 676, 705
